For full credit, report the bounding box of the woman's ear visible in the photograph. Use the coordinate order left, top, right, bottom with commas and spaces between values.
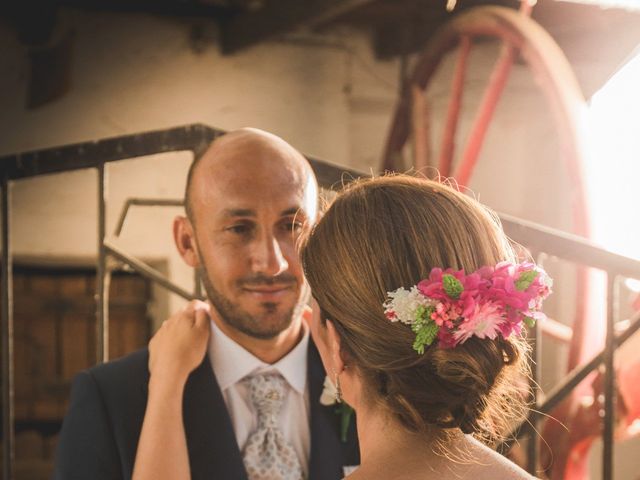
173, 216, 200, 267
326, 320, 346, 373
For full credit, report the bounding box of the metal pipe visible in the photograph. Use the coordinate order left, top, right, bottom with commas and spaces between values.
527, 251, 547, 475
538, 309, 640, 415
114, 198, 184, 237
1, 174, 14, 480
0, 124, 220, 181
500, 310, 640, 452
194, 269, 202, 299
500, 213, 640, 280
104, 241, 201, 301
527, 250, 544, 474
0, 123, 365, 191
602, 275, 617, 480
526, 322, 540, 474
96, 164, 109, 364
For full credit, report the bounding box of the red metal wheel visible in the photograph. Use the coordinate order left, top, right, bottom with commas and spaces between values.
382, 5, 591, 238
381, 5, 610, 479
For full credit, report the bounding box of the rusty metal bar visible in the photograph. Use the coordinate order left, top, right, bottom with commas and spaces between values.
602, 275, 618, 480
501, 309, 640, 456
0, 124, 366, 192
96, 163, 109, 364
538, 309, 640, 415
527, 250, 544, 475
500, 213, 640, 280
104, 240, 201, 301
114, 198, 184, 237
0, 124, 219, 181
194, 270, 202, 299
1, 174, 14, 480
526, 320, 540, 474
0, 124, 363, 192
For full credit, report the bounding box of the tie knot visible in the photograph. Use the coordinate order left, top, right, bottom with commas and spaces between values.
245, 373, 286, 425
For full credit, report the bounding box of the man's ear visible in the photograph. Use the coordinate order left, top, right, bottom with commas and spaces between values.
173, 215, 200, 267
326, 320, 346, 373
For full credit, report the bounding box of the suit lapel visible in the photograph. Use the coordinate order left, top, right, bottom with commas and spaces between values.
183, 354, 248, 480
307, 342, 349, 480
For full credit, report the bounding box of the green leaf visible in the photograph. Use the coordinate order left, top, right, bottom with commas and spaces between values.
442, 274, 463, 299
414, 305, 434, 323
515, 270, 538, 291
523, 316, 536, 328
412, 320, 439, 354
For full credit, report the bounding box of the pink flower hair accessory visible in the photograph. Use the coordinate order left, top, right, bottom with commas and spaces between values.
382, 262, 552, 354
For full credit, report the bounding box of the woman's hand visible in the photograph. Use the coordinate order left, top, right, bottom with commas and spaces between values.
134, 300, 209, 480
148, 300, 211, 390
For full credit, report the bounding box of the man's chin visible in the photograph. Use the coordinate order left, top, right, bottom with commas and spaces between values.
221, 304, 299, 340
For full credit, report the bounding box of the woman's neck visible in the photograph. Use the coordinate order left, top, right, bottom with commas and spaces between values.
354, 401, 436, 467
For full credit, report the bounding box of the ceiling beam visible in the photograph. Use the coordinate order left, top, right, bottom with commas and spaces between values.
219, 0, 375, 54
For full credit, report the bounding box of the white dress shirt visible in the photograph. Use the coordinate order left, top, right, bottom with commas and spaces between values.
208, 320, 311, 477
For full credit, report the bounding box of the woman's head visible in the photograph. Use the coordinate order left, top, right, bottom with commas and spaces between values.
301, 175, 531, 443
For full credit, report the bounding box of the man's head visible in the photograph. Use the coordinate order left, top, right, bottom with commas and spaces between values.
175, 128, 318, 341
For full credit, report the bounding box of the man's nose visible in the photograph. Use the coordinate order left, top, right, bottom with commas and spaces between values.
251, 233, 289, 276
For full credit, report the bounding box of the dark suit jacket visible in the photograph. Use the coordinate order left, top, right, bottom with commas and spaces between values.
53, 342, 359, 480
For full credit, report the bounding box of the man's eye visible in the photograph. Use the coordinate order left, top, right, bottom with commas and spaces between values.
227, 224, 252, 235
282, 221, 304, 232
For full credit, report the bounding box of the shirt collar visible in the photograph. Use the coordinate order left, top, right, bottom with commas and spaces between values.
209, 319, 309, 395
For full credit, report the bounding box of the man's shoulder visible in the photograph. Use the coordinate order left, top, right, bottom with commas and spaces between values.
83, 347, 149, 389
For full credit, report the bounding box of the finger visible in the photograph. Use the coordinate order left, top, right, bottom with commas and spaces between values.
182, 300, 199, 316
193, 300, 210, 313
194, 308, 210, 331
302, 305, 313, 328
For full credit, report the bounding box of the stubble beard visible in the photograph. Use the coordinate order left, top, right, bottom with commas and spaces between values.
197, 265, 307, 340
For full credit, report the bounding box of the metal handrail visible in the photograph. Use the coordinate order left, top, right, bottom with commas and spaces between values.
2, 124, 639, 480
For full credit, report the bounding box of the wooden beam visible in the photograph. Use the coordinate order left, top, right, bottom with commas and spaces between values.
219, 0, 374, 54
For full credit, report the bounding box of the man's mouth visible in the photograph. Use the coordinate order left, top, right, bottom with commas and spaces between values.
242, 284, 295, 300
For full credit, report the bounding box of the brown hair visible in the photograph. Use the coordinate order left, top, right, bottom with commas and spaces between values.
301, 175, 530, 445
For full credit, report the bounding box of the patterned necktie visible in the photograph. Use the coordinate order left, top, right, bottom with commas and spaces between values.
242, 373, 305, 480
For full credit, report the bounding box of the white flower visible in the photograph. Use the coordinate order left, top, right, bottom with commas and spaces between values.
320, 376, 338, 406
383, 286, 434, 325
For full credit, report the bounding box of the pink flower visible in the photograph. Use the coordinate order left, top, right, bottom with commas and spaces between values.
384, 261, 552, 353
437, 329, 458, 349
454, 301, 504, 344
430, 301, 460, 328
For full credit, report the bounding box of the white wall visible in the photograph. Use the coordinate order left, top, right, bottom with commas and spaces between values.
0, 5, 583, 380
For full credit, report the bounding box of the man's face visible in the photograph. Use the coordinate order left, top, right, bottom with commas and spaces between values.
189, 142, 316, 340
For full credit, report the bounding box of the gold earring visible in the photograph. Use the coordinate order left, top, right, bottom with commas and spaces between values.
334, 370, 343, 404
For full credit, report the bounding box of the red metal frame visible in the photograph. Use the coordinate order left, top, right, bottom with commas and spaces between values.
439, 35, 471, 177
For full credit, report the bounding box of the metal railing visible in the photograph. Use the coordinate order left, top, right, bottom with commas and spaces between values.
0, 124, 364, 479
500, 213, 640, 478
1, 124, 639, 479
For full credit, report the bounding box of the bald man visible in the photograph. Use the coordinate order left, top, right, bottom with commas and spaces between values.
53, 129, 359, 480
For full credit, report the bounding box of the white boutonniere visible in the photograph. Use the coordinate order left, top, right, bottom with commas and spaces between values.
319, 376, 354, 442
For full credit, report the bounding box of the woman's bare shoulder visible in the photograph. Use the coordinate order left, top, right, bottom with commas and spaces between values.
451, 436, 537, 480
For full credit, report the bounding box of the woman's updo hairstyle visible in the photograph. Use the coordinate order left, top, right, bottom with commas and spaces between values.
301, 175, 531, 445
